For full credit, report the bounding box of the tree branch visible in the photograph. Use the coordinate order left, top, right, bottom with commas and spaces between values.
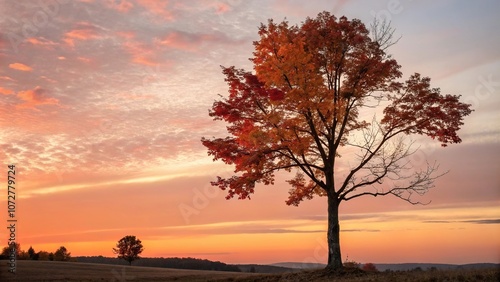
343, 162, 446, 205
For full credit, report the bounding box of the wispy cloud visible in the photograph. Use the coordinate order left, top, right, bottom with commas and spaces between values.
463, 219, 500, 224
424, 219, 500, 225
342, 229, 380, 232
9, 62, 33, 71
136, 0, 175, 21
63, 22, 105, 46
26, 37, 58, 47
0, 87, 14, 95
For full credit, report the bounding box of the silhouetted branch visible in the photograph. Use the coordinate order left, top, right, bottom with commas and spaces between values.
370, 18, 401, 51
339, 120, 446, 204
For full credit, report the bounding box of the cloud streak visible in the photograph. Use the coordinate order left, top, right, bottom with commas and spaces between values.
424, 219, 500, 225
9, 62, 33, 71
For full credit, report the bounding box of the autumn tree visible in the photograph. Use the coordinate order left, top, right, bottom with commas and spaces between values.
362, 262, 378, 272
201, 12, 472, 270
112, 235, 144, 266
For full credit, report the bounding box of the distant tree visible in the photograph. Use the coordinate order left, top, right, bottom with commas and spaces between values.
249, 266, 256, 273
201, 12, 472, 270
413, 266, 423, 272
28, 246, 36, 259
112, 235, 144, 265
32, 252, 40, 260
362, 263, 378, 272
18, 250, 30, 260
54, 246, 71, 261
1, 242, 21, 259
37, 251, 52, 261
0, 246, 8, 259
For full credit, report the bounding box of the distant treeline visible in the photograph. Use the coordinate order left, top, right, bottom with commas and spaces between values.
75, 256, 241, 272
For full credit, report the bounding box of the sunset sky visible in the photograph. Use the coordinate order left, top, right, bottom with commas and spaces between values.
0, 0, 499, 265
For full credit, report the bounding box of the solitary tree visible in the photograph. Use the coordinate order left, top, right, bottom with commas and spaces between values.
201, 12, 472, 270
112, 235, 144, 266
54, 246, 71, 261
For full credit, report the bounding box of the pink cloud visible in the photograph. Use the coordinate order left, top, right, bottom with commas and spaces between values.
123, 41, 159, 66
0, 76, 14, 81
132, 56, 157, 66
40, 76, 57, 83
9, 62, 33, 72
158, 30, 241, 52
214, 2, 231, 14
136, 0, 175, 21
27, 37, 58, 47
106, 0, 134, 12
77, 57, 91, 63
64, 22, 103, 46
0, 87, 14, 95
116, 31, 136, 39
17, 86, 59, 109
159, 31, 215, 52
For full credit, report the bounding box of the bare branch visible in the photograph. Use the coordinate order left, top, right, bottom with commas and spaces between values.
337, 115, 446, 204
344, 162, 446, 205
370, 18, 401, 51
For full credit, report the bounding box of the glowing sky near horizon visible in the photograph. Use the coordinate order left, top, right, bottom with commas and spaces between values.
0, 0, 499, 264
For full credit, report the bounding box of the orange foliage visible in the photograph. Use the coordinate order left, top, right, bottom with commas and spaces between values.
201, 11, 472, 205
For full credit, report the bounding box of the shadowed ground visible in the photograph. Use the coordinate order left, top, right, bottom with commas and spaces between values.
0, 260, 498, 281
0, 260, 257, 281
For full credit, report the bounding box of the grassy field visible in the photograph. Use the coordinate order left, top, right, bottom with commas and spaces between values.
0, 260, 257, 281
0, 260, 498, 281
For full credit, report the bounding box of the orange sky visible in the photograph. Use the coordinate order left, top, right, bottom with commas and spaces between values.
0, 0, 499, 265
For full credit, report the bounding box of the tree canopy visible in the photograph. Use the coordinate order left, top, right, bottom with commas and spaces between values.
54, 246, 71, 261
201, 12, 472, 269
112, 235, 144, 266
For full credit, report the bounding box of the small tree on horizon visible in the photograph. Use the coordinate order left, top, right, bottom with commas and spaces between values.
28, 246, 36, 260
1, 242, 21, 259
362, 263, 378, 272
54, 246, 71, 261
201, 12, 472, 270
37, 251, 52, 261
112, 235, 144, 266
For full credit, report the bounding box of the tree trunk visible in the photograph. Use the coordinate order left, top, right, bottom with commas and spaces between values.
326, 194, 342, 270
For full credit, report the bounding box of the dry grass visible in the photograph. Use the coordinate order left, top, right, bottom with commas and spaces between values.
1, 260, 498, 281
0, 260, 257, 281
228, 266, 500, 282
